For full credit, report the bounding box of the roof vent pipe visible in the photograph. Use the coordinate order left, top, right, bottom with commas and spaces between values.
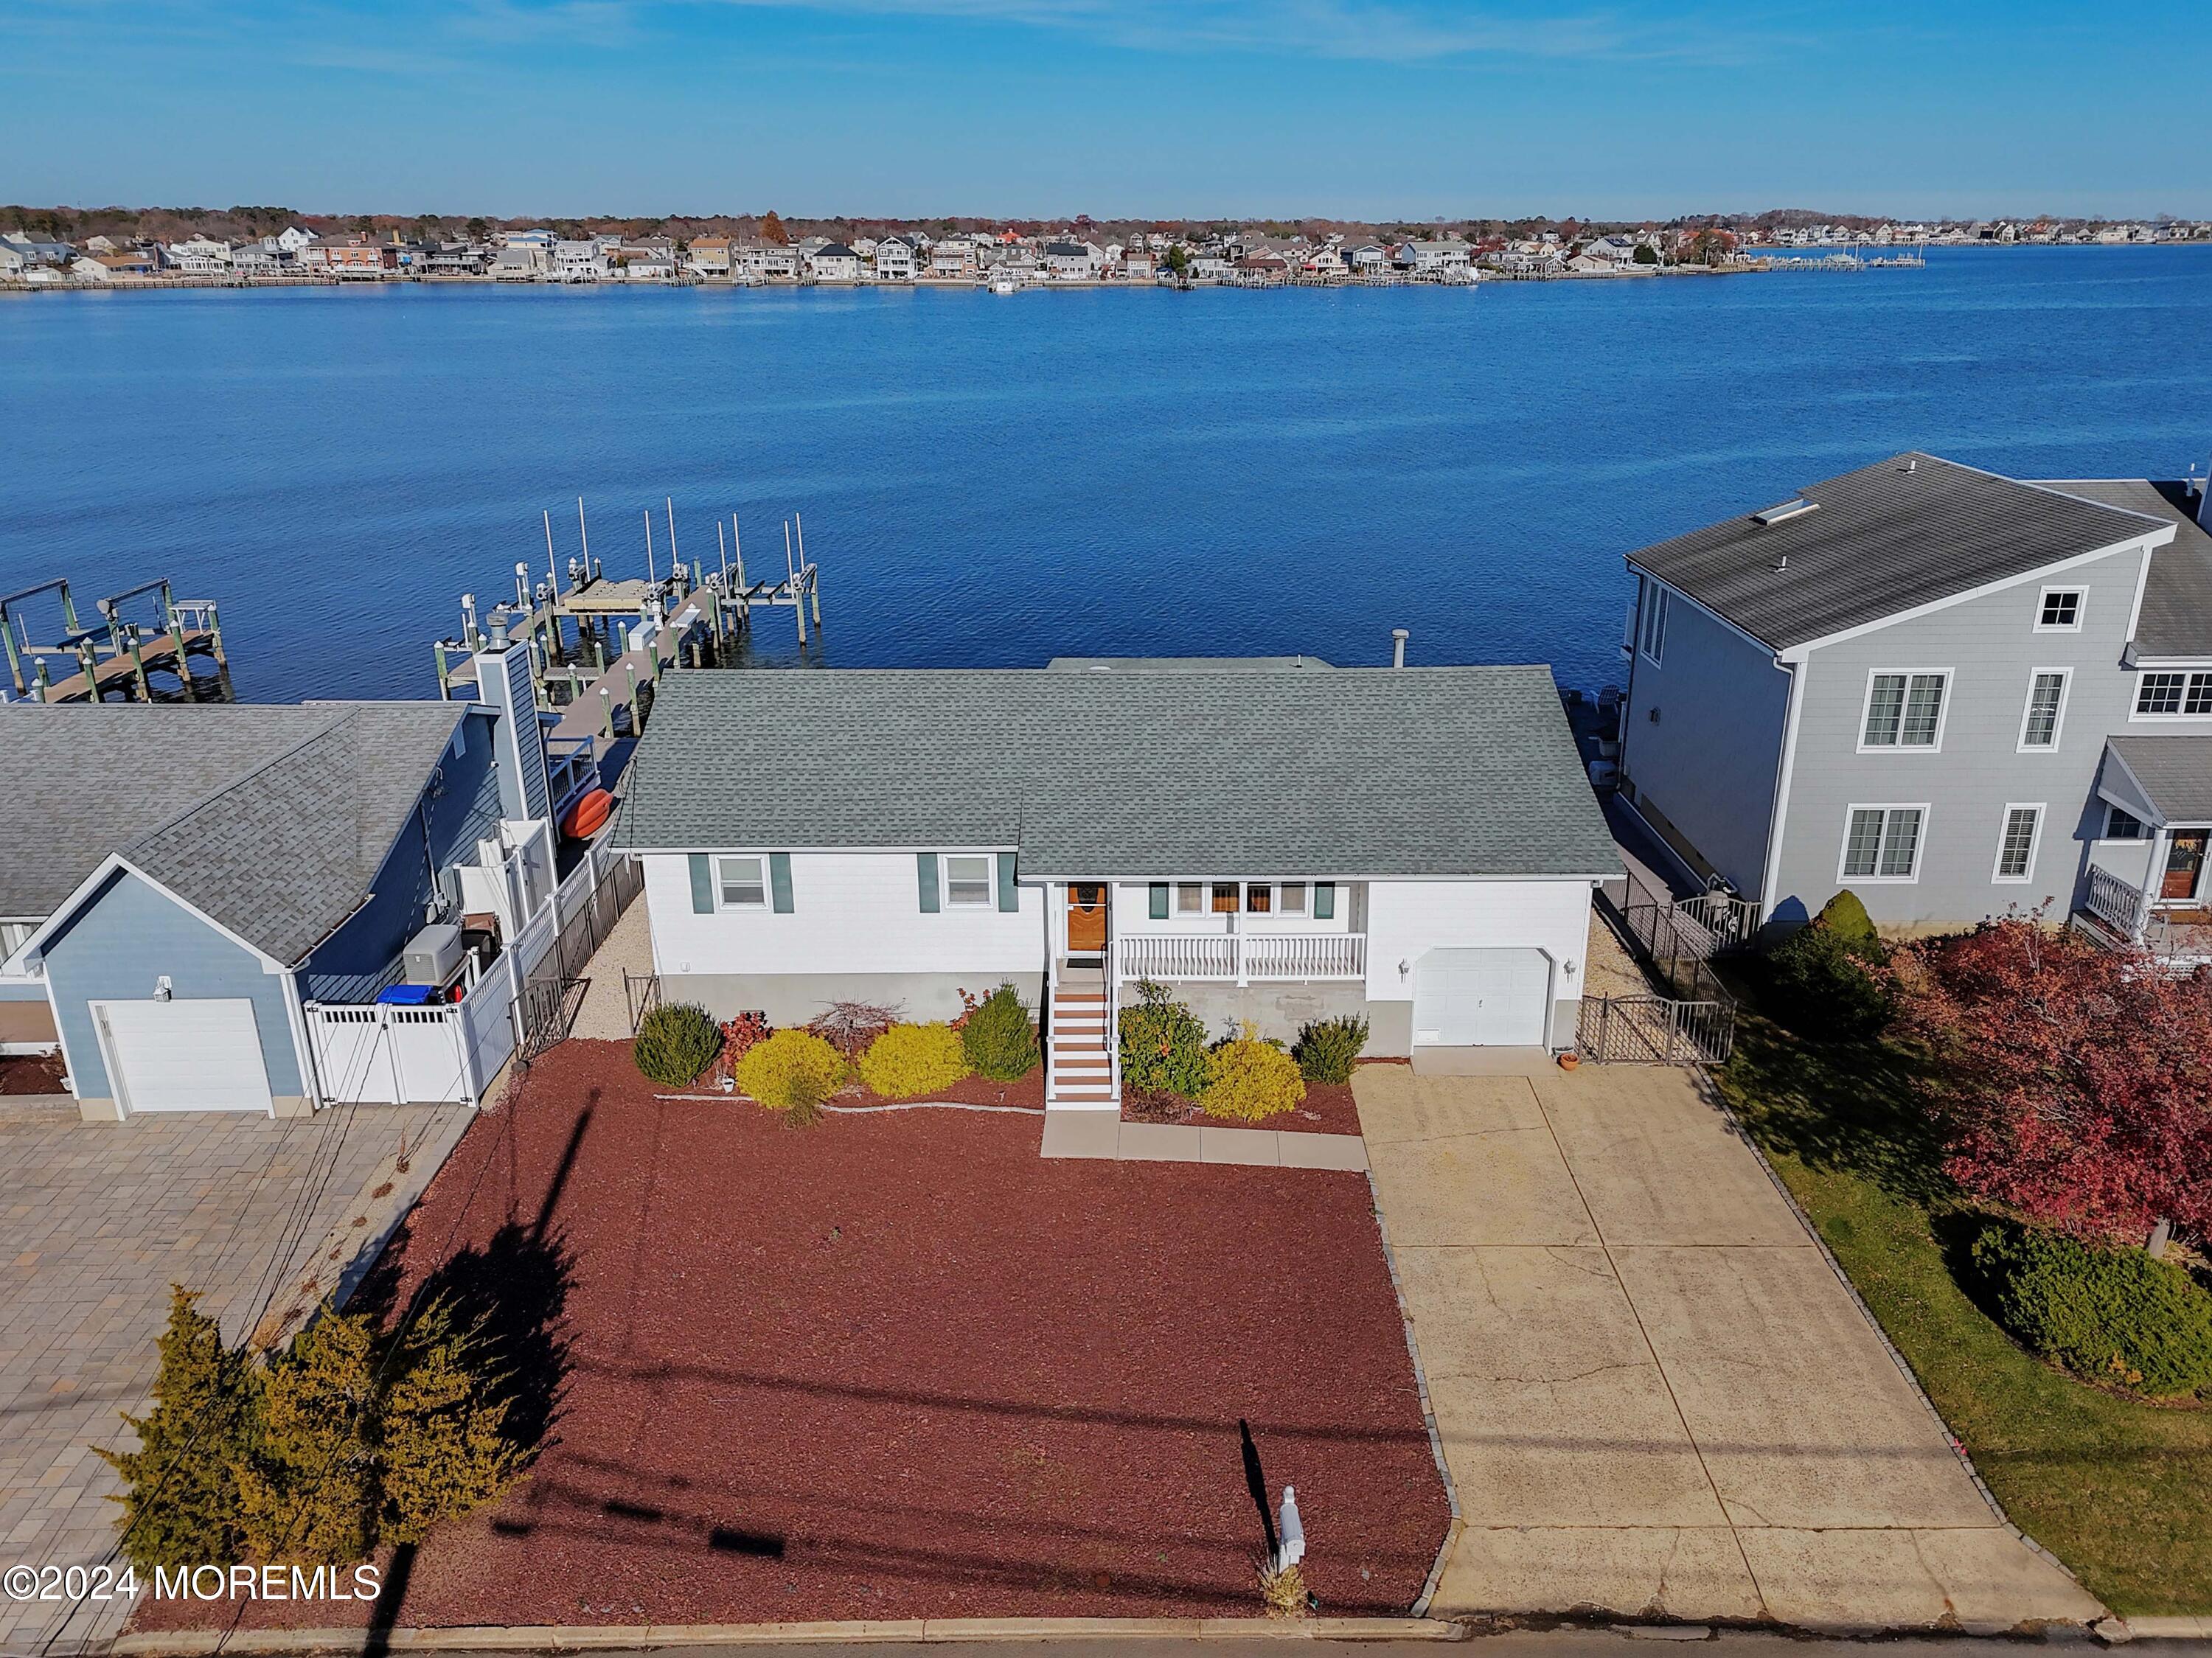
1391, 628, 1409, 669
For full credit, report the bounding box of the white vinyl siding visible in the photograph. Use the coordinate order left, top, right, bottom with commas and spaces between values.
2017, 669, 2070, 750
1992, 804, 2043, 882
1860, 670, 1950, 750
1840, 805, 1926, 882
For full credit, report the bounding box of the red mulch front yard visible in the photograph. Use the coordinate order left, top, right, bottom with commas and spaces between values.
143, 1039, 1443, 1632
1123, 1081, 1361, 1135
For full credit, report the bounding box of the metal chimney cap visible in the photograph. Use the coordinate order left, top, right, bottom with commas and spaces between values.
487, 607, 512, 648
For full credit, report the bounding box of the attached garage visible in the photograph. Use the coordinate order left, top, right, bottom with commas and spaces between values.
90, 999, 276, 1115
1411, 947, 1554, 1048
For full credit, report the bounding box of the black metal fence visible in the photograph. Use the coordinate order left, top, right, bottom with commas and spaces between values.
1577, 992, 1735, 1065
1589, 871, 1740, 1065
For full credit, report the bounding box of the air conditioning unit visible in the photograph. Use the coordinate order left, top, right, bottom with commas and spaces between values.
402, 923, 465, 986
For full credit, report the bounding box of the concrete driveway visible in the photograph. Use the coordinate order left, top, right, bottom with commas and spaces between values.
0, 1101, 468, 1654
1358, 1066, 2101, 1633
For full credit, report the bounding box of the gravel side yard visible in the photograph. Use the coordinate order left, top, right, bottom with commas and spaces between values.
142, 1039, 1445, 1634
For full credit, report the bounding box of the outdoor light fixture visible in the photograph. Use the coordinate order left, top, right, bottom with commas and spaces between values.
154, 976, 173, 1002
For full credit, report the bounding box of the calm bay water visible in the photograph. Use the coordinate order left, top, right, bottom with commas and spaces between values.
5, 246, 2211, 703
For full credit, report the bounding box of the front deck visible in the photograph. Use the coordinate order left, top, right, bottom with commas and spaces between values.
2074, 865, 2212, 966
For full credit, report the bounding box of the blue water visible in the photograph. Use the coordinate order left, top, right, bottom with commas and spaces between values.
5, 246, 2211, 703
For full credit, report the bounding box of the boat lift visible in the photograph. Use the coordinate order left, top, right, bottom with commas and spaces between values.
1, 575, 230, 703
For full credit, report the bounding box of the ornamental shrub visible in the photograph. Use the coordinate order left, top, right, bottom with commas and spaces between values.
379, 1298, 523, 1543
961, 983, 1040, 1081
236, 1309, 380, 1565
1293, 1014, 1369, 1084
633, 1001, 722, 1087
1203, 1025, 1307, 1122
858, 1021, 971, 1100
1969, 1219, 2212, 1398
101, 1287, 255, 1570
1117, 979, 1212, 1098
733, 1028, 848, 1123
1762, 892, 1891, 1039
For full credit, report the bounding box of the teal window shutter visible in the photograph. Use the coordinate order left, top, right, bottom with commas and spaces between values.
996, 852, 1018, 913
917, 852, 940, 913
688, 853, 713, 913
1314, 881, 1336, 920
769, 853, 794, 913
1149, 882, 1169, 919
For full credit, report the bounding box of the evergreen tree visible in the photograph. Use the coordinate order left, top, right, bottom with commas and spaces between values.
101, 1287, 254, 1570
380, 1298, 522, 1542
237, 1309, 380, 1565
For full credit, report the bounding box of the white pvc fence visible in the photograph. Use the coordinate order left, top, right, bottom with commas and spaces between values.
304, 839, 631, 1107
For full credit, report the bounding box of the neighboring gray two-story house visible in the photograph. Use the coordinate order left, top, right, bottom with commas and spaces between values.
1615, 451, 2212, 950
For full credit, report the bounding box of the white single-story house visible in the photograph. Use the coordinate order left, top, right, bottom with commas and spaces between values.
615, 658, 1620, 1108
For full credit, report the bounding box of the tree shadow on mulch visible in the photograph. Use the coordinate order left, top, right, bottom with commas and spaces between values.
1716, 989, 1951, 1208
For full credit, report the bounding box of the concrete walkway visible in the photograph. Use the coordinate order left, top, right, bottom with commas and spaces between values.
0, 1101, 470, 1655
1357, 1066, 2101, 1634
569, 896, 652, 1041
1040, 1109, 1368, 1168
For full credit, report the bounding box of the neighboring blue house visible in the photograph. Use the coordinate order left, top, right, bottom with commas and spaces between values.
1, 689, 557, 1122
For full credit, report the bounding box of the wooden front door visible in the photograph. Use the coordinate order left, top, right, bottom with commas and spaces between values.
2163, 832, 2208, 901
1066, 883, 1107, 955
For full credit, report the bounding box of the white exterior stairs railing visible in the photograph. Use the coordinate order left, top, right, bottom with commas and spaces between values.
1047, 966, 1114, 1106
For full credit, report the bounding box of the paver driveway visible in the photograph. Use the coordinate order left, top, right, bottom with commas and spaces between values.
0, 1101, 467, 1655
1358, 1066, 2103, 1633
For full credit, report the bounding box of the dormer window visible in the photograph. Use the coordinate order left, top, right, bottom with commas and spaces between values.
2036, 588, 2083, 631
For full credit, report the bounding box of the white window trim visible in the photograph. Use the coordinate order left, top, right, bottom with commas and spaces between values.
1639, 582, 1668, 666
2033, 584, 2085, 633
1991, 803, 2045, 884
1838, 803, 1930, 885
2099, 802, 2147, 843
1856, 667, 1954, 754
940, 853, 995, 908
2129, 667, 2212, 722
2014, 666, 2072, 753
716, 854, 768, 910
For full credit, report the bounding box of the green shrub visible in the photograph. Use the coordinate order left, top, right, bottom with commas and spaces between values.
962, 983, 1040, 1081
633, 1001, 722, 1087
858, 1021, 971, 1100
379, 1298, 523, 1543
237, 1309, 380, 1565
101, 1287, 256, 1570
1203, 1025, 1307, 1121
1293, 1014, 1368, 1084
1117, 979, 1212, 1098
733, 1028, 847, 1122
1970, 1220, 2212, 1398
1763, 899, 1891, 1039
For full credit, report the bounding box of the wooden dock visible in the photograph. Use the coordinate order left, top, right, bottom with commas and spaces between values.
1, 577, 230, 703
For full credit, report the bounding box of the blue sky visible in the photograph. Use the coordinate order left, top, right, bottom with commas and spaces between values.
6, 0, 2203, 220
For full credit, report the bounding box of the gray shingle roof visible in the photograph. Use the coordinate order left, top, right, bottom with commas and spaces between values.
2105, 736, 2212, 825
1625, 453, 2171, 652
0, 702, 463, 962
2042, 479, 2212, 658
616, 666, 1619, 879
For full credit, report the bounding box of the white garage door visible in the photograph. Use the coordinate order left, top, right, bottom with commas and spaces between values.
93, 999, 275, 1115
1412, 948, 1553, 1048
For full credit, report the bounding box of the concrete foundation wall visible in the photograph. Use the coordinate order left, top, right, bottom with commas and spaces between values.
1164, 981, 1413, 1054
664, 971, 1044, 1029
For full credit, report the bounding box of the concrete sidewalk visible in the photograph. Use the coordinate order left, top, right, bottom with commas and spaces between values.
1357, 1066, 2101, 1634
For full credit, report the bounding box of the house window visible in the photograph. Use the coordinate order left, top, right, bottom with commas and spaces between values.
2035, 588, 2084, 631
1281, 882, 1308, 915
1175, 882, 1204, 915
2104, 805, 2145, 840
1211, 882, 1239, 913
2135, 670, 2212, 717
717, 856, 766, 908
1861, 672, 1948, 749
2018, 669, 2069, 750
1639, 585, 1669, 665
1245, 883, 1273, 914
1993, 805, 2042, 882
1149, 882, 1169, 920
1840, 806, 1925, 882
943, 855, 994, 906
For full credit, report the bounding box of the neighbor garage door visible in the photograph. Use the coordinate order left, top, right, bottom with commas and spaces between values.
92, 998, 275, 1115
1412, 948, 1552, 1048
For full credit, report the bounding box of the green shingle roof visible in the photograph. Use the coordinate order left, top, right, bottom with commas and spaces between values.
616, 666, 1618, 880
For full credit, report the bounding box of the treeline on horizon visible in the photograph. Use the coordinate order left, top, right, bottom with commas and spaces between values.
1, 202, 2139, 246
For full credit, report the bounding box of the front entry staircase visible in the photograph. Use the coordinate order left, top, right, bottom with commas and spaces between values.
1046, 964, 1113, 1105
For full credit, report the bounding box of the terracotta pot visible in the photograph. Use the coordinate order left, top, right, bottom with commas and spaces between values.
1557, 1051, 1581, 1072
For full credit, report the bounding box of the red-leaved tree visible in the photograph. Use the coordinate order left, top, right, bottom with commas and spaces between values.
1890, 918, 2212, 1244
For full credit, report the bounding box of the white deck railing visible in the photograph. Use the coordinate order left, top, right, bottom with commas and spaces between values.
2085, 865, 2149, 938
1116, 932, 1366, 983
